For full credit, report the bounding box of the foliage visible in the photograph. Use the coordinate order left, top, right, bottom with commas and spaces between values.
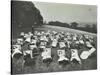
11, 1, 43, 36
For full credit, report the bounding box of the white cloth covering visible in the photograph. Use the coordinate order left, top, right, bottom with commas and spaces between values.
29, 45, 37, 50
86, 41, 93, 48
31, 39, 37, 44
41, 48, 52, 60
57, 50, 69, 62
80, 51, 90, 59
80, 47, 96, 59
79, 40, 84, 44
12, 48, 22, 58
52, 39, 58, 47
70, 49, 81, 64
25, 37, 31, 43
23, 50, 32, 56
59, 42, 66, 48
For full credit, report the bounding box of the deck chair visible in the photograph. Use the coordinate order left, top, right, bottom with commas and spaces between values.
70, 49, 81, 64
12, 45, 22, 59
41, 48, 52, 64
80, 47, 96, 59
57, 49, 69, 65
59, 42, 66, 48
52, 39, 58, 47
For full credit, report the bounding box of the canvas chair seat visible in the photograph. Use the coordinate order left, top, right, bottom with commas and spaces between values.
80, 47, 96, 59
17, 38, 23, 42
40, 36, 45, 41
86, 41, 93, 48
59, 42, 66, 48
80, 51, 90, 59
75, 41, 80, 44
23, 50, 32, 56
67, 41, 71, 48
41, 48, 52, 60
25, 37, 31, 43
52, 39, 58, 47
31, 39, 37, 44
42, 55, 52, 60
57, 49, 69, 65
20, 32, 25, 36
23, 50, 37, 59
79, 40, 84, 44
29, 44, 37, 50
88, 47, 96, 54
40, 45, 46, 49
58, 56, 69, 62
12, 48, 22, 58
73, 37, 77, 41
70, 49, 81, 64
28, 32, 33, 36
40, 41, 47, 46
57, 49, 65, 56
12, 44, 21, 50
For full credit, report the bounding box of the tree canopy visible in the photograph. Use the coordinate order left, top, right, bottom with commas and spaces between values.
11, 1, 43, 29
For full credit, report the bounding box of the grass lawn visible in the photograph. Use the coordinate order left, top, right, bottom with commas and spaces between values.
11, 25, 97, 74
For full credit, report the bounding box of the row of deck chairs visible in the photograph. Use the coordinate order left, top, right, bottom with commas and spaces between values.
11, 30, 96, 66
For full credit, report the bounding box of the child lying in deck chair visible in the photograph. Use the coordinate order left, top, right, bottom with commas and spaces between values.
12, 44, 22, 59
57, 49, 69, 65
41, 47, 52, 65
39, 41, 46, 52
52, 38, 58, 48
23, 44, 38, 66
80, 41, 96, 59
59, 41, 66, 49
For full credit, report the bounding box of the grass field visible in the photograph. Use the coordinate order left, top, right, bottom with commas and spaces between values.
11, 25, 97, 74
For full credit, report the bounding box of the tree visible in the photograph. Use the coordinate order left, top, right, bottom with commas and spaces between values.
84, 24, 91, 32
48, 21, 70, 28
92, 24, 97, 33
11, 1, 43, 38
12, 1, 43, 27
70, 22, 78, 29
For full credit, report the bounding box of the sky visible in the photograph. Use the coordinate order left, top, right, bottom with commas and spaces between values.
33, 1, 97, 23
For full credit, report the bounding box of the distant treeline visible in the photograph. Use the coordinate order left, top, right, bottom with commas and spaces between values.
11, 1, 97, 34
45, 21, 97, 33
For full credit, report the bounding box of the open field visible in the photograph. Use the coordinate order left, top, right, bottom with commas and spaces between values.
36, 25, 97, 36
11, 25, 97, 74
12, 25, 97, 39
